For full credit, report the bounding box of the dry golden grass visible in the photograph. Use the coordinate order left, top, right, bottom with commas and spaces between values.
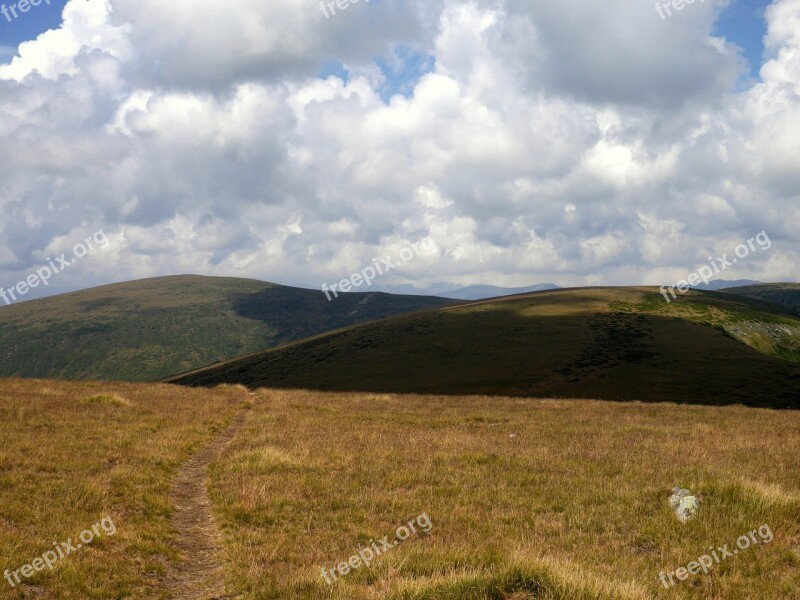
3, 380, 799, 599
0, 378, 248, 599
209, 390, 800, 599
80, 393, 133, 407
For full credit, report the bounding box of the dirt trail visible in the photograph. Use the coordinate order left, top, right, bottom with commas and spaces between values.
166, 407, 249, 600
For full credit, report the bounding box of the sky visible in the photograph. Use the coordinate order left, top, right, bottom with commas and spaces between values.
0, 0, 798, 301
714, 0, 773, 76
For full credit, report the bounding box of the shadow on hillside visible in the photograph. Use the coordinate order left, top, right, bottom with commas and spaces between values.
172, 309, 800, 410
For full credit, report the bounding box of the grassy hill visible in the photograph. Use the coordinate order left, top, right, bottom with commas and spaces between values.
168, 287, 800, 408
0, 275, 455, 382
721, 283, 800, 315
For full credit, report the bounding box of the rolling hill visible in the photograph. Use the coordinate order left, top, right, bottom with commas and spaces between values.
0, 275, 455, 382
167, 286, 800, 408
721, 282, 800, 315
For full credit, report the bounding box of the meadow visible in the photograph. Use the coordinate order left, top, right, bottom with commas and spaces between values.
0, 378, 248, 599
2, 380, 799, 599
209, 390, 800, 599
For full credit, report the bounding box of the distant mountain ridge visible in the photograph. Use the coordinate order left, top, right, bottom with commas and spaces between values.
436, 283, 560, 300
691, 279, 762, 290
377, 282, 560, 300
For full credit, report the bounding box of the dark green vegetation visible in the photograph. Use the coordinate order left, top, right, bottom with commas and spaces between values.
0, 275, 454, 381
722, 283, 800, 315
169, 287, 800, 408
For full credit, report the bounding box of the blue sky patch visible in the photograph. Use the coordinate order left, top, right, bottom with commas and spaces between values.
318, 46, 435, 103
319, 59, 351, 85
0, 0, 68, 54
374, 45, 435, 102
714, 0, 771, 77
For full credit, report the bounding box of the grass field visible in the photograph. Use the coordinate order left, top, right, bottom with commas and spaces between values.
0, 378, 248, 599
208, 390, 800, 600
2, 381, 799, 599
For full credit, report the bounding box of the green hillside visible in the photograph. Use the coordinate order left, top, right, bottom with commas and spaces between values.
0, 275, 455, 381
167, 287, 800, 408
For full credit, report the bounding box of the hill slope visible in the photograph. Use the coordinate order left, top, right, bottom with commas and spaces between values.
0, 275, 455, 381
721, 282, 800, 315
168, 287, 800, 408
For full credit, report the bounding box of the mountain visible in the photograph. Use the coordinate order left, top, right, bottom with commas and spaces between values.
0, 275, 456, 382
436, 283, 560, 300
690, 279, 762, 290
720, 282, 800, 315
376, 282, 463, 296
377, 282, 560, 300
167, 286, 800, 408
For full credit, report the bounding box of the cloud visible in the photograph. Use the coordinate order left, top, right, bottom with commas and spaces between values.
0, 0, 131, 81
109, 0, 433, 89
498, 0, 742, 108
0, 0, 798, 298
